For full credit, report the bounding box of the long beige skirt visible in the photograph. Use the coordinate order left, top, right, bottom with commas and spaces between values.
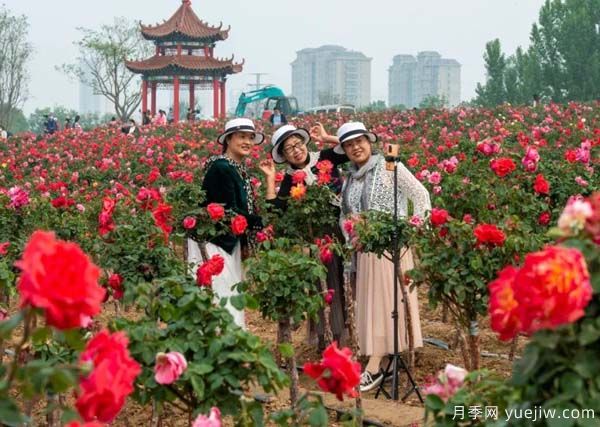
355, 248, 423, 357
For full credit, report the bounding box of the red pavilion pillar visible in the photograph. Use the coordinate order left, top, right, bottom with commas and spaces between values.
174, 76, 180, 123
151, 82, 157, 116
141, 80, 148, 113
213, 78, 220, 119
220, 80, 226, 118
189, 82, 195, 113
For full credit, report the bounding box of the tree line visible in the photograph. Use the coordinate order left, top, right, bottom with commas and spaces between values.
475, 0, 600, 107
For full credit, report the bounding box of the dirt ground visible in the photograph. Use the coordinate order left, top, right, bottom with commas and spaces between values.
9, 287, 524, 427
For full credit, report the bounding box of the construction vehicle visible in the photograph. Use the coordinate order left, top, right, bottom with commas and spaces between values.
235, 86, 300, 119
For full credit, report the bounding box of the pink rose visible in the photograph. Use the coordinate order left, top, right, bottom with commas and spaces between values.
192, 407, 221, 427
154, 352, 187, 385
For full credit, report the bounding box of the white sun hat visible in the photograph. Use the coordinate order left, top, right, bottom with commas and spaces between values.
336, 122, 378, 149
217, 118, 265, 145
270, 124, 310, 164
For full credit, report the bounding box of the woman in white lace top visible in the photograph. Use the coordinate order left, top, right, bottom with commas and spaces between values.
336, 122, 431, 392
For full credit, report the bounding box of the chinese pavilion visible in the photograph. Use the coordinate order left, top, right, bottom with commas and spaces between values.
125, 0, 243, 121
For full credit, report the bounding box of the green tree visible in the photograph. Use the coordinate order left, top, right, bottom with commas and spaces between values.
475, 39, 508, 107
419, 94, 448, 109
0, 6, 31, 130
61, 18, 152, 121
476, 0, 600, 105
359, 100, 387, 112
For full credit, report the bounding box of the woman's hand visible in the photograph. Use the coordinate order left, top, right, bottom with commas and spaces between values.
258, 158, 276, 178
310, 122, 329, 142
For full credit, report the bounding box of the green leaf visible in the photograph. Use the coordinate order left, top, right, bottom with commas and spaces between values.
230, 294, 246, 311
308, 404, 328, 426
278, 343, 294, 359
425, 394, 445, 411
0, 311, 23, 339
0, 398, 29, 426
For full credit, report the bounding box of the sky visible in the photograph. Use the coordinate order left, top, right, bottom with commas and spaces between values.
5, 0, 547, 115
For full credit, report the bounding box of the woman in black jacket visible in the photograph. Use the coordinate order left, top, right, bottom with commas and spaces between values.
188, 118, 264, 329
259, 123, 349, 347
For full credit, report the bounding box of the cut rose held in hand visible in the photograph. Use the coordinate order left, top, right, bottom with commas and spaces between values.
16, 230, 105, 329
489, 245, 592, 341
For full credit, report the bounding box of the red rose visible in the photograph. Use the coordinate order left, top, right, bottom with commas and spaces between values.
182, 216, 197, 230
152, 203, 173, 242
319, 247, 334, 264
292, 171, 307, 185
231, 215, 248, 235
76, 330, 141, 423
474, 224, 506, 247
64, 422, 105, 427
195, 255, 225, 287
317, 172, 332, 186
489, 246, 592, 341
490, 158, 516, 177
208, 255, 225, 275
303, 342, 361, 401
538, 211, 551, 226
316, 160, 333, 174
488, 266, 522, 341
0, 241, 9, 256
324, 289, 335, 305
430, 208, 449, 227
108, 273, 123, 291
206, 203, 225, 221
16, 231, 105, 330
462, 214, 473, 224
564, 149, 577, 163
533, 174, 550, 195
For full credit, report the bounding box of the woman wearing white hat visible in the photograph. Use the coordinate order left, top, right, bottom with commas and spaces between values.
337, 121, 431, 392
258, 123, 349, 347
188, 118, 265, 329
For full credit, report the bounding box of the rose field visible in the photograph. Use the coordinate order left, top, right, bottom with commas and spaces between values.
0, 103, 599, 426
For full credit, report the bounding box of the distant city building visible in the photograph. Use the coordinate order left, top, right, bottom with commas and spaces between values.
78, 60, 110, 116
388, 51, 461, 108
291, 45, 371, 110
78, 80, 102, 115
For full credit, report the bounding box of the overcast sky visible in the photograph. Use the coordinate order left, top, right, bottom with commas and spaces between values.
5, 0, 546, 114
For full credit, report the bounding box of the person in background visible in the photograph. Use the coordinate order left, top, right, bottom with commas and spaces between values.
269, 108, 287, 127
0, 125, 7, 141
73, 115, 83, 132
64, 118, 72, 130
532, 94, 541, 108
154, 110, 167, 126
187, 107, 195, 122
167, 107, 174, 124
143, 111, 152, 125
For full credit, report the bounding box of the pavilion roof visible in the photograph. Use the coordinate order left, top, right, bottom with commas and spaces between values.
140, 0, 229, 43
125, 55, 244, 76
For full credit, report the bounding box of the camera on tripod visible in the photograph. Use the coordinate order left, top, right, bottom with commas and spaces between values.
385, 143, 400, 171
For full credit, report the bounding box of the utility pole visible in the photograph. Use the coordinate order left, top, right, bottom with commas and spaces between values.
248, 73, 269, 91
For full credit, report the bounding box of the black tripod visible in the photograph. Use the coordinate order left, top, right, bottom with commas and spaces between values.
375, 153, 423, 403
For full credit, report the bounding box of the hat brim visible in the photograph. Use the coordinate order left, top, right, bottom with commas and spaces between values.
338, 131, 378, 150
217, 129, 265, 145
271, 128, 310, 164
